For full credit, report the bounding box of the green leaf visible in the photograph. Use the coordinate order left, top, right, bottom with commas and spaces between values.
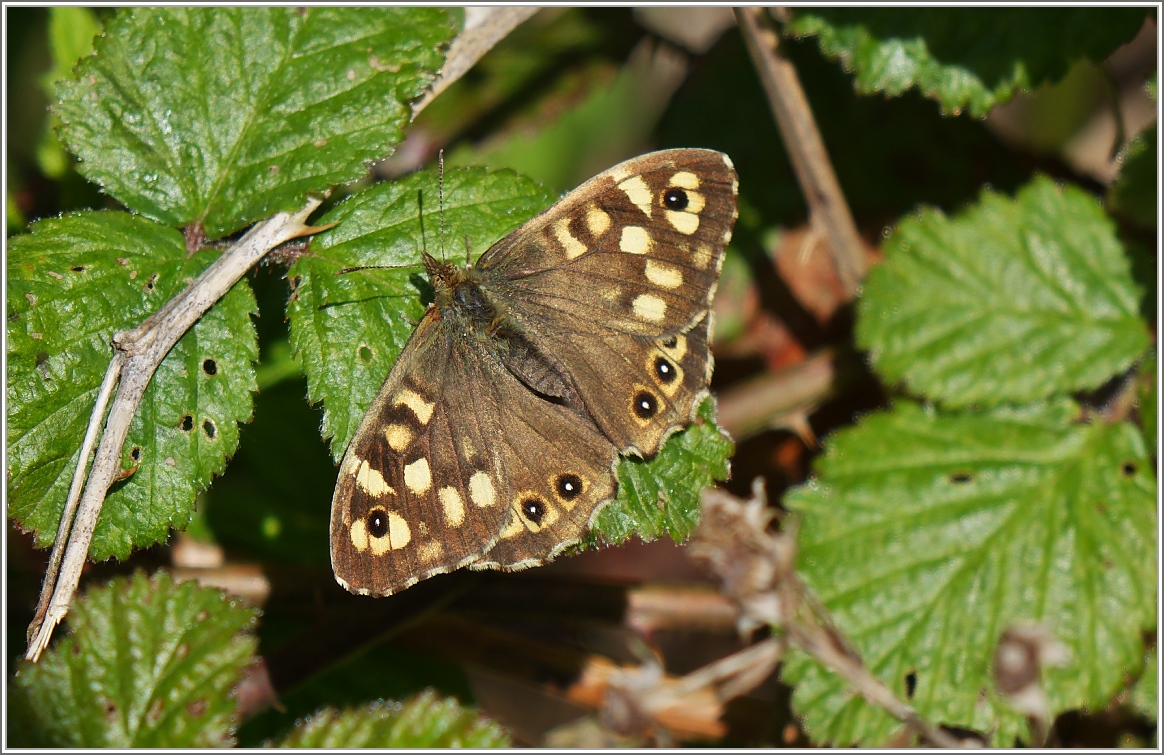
287, 165, 556, 460
1131, 648, 1157, 723
785, 8, 1148, 117
6, 211, 258, 560
8, 570, 258, 748
55, 7, 460, 238
36, 6, 100, 178
1140, 351, 1156, 455
593, 396, 733, 545
857, 175, 1150, 409
276, 690, 510, 748
1109, 124, 1158, 230
782, 401, 1157, 746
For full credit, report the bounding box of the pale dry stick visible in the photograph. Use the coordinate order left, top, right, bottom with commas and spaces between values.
642, 636, 784, 711
27, 356, 124, 645
411, 7, 540, 116
734, 7, 867, 299
26, 199, 325, 661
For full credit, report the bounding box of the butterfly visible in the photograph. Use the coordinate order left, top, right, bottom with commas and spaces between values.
330, 148, 738, 595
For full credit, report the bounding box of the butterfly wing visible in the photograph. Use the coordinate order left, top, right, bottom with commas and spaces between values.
478, 148, 737, 455
331, 310, 619, 595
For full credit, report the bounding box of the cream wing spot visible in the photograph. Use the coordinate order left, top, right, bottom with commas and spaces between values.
404, 458, 431, 494
620, 226, 652, 255
692, 244, 713, 270
669, 171, 701, 189
469, 471, 496, 507
349, 519, 369, 552
553, 217, 588, 260
395, 389, 434, 425
645, 260, 683, 289
497, 512, 524, 539
666, 210, 700, 235
439, 486, 466, 527
586, 205, 611, 237
356, 460, 394, 498
388, 512, 412, 550
633, 293, 667, 323
684, 190, 706, 213
618, 175, 653, 217
661, 333, 688, 361
383, 424, 412, 452
418, 540, 444, 563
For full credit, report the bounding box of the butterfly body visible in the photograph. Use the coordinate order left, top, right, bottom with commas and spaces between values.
331, 149, 738, 596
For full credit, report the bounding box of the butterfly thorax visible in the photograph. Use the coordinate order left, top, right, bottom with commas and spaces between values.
423, 252, 504, 337
422, 252, 585, 411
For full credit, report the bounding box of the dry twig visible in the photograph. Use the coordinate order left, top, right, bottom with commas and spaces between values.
734, 7, 866, 298
691, 481, 968, 748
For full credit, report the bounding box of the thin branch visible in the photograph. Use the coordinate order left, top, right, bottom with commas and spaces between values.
26, 198, 325, 661
27, 354, 123, 646
734, 7, 866, 299
693, 483, 968, 748
411, 7, 540, 116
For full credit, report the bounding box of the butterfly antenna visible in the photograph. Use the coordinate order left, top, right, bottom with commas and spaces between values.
438, 149, 446, 263
464, 235, 472, 266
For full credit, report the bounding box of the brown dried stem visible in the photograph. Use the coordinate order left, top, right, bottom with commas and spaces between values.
734, 7, 866, 298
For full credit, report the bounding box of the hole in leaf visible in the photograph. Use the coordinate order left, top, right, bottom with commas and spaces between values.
71, 265, 86, 273
203, 419, 216, 439
180, 415, 194, 432
948, 472, 973, 485
1121, 461, 1137, 476
905, 671, 917, 699
358, 345, 373, 363
145, 273, 159, 292
202, 358, 217, 376
130, 447, 141, 462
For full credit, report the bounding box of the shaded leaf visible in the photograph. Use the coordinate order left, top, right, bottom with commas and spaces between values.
8, 570, 258, 748
6, 211, 258, 560
1139, 351, 1156, 455
857, 175, 1150, 409
276, 689, 510, 748
782, 401, 1157, 746
1108, 124, 1158, 230
786, 8, 1148, 117
36, 6, 100, 178
55, 7, 460, 238
1131, 648, 1157, 724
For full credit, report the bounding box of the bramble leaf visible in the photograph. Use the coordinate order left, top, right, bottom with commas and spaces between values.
782, 401, 1157, 746
55, 7, 460, 238
276, 690, 510, 748
786, 8, 1148, 117
857, 176, 1150, 409
6, 211, 258, 560
8, 571, 258, 748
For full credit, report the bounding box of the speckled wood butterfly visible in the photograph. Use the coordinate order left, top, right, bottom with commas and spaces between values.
331, 148, 738, 595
